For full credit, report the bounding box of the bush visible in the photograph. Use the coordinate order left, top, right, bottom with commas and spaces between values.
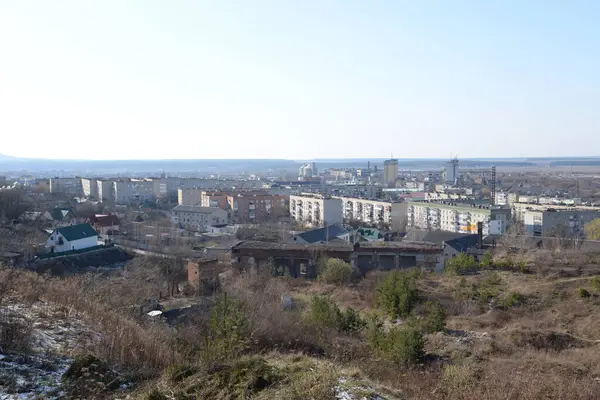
480, 251, 494, 269
445, 253, 477, 274
307, 295, 365, 334
368, 319, 424, 365
375, 271, 419, 319
423, 301, 447, 333
501, 292, 523, 308
318, 258, 353, 285
516, 261, 528, 274
0, 314, 32, 353
578, 287, 591, 298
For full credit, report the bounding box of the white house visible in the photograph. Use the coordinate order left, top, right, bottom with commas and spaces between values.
46, 223, 99, 254
171, 205, 228, 232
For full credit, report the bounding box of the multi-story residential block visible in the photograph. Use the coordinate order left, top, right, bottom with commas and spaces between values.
171, 205, 228, 232
290, 194, 342, 227
511, 202, 600, 225
407, 201, 510, 235
49, 177, 81, 196
97, 180, 114, 202
227, 193, 286, 223
523, 209, 600, 237
113, 180, 155, 204
81, 178, 99, 198
178, 188, 202, 206
201, 191, 229, 209
339, 197, 407, 231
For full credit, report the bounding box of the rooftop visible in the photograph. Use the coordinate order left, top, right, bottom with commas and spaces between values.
233, 241, 352, 252
55, 224, 98, 241
172, 205, 223, 214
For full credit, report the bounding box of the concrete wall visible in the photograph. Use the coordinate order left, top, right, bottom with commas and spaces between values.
322, 198, 343, 225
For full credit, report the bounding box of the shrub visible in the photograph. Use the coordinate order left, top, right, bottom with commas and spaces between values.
445, 253, 478, 274
423, 301, 447, 333
318, 258, 353, 285
0, 313, 32, 353
578, 287, 591, 298
591, 276, 600, 292
339, 307, 366, 334
480, 251, 494, 269
307, 295, 365, 334
375, 270, 419, 319
369, 321, 425, 365
516, 261, 528, 274
204, 293, 248, 363
501, 292, 523, 308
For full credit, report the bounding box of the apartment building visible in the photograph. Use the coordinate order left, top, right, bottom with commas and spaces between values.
523, 209, 600, 237
113, 180, 155, 204
511, 202, 600, 224
201, 191, 229, 209
340, 197, 392, 224
290, 194, 342, 227
49, 178, 81, 196
227, 193, 286, 223
407, 201, 510, 235
171, 205, 228, 232
339, 197, 407, 231
81, 178, 99, 198
97, 180, 114, 202
178, 188, 202, 206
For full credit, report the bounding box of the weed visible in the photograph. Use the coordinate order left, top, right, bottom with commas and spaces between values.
578, 287, 591, 298
501, 292, 523, 308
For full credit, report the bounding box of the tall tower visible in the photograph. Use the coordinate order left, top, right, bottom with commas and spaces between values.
383, 158, 398, 187
445, 157, 459, 185
490, 165, 497, 206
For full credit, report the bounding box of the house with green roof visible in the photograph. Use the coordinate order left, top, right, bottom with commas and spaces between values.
45, 223, 99, 254
354, 227, 384, 242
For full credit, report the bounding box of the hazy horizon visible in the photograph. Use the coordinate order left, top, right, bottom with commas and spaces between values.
1, 1, 599, 160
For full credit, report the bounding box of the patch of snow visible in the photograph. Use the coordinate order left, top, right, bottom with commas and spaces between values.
0, 300, 96, 399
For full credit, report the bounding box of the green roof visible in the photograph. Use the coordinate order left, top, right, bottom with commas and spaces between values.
56, 224, 98, 241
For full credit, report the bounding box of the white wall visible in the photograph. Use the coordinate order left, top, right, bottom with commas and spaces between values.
46, 232, 98, 253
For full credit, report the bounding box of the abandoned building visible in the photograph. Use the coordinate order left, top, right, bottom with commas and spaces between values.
187, 258, 222, 295
231, 240, 444, 277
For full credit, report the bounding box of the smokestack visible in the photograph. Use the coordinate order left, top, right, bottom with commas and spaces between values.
477, 222, 483, 249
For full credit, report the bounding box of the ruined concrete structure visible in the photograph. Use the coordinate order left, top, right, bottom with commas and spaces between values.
231, 240, 443, 277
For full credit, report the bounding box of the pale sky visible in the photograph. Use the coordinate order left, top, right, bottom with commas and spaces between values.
1, 1, 599, 160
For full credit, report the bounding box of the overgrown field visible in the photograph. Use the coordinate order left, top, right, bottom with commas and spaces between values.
1, 249, 600, 399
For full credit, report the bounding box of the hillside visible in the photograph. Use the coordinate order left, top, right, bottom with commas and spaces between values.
1, 247, 600, 399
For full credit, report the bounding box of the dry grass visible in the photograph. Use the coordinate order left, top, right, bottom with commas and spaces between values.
3, 248, 600, 399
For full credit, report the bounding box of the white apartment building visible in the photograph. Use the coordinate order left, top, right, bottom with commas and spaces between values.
81, 178, 99, 198
49, 177, 81, 195
97, 180, 114, 202
340, 197, 392, 224
289, 194, 342, 227
407, 201, 510, 235
171, 205, 228, 232
523, 209, 600, 237
113, 180, 155, 204
339, 197, 408, 231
